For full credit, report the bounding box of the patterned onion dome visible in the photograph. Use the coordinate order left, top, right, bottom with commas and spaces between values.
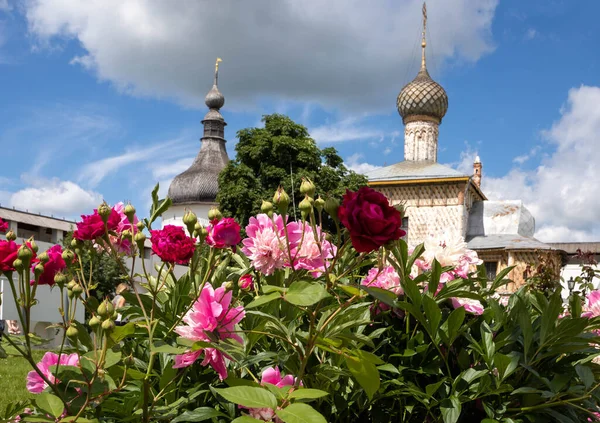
397, 68, 448, 124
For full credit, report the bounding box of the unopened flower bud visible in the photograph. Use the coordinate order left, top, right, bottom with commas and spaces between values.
183, 210, 198, 236
223, 281, 234, 291
299, 196, 313, 220
261, 201, 274, 217
67, 289, 75, 299
71, 238, 82, 249
325, 197, 340, 221
66, 326, 79, 339
5, 230, 16, 241
98, 202, 112, 223
134, 231, 146, 249
101, 319, 115, 333
299, 178, 316, 198
29, 239, 38, 254
13, 258, 23, 271
89, 316, 101, 329
123, 355, 135, 367
37, 252, 49, 264
193, 222, 202, 237
121, 229, 132, 240
17, 244, 33, 263
124, 204, 136, 224
238, 274, 254, 291
273, 186, 290, 215
314, 196, 326, 213
208, 207, 223, 222
71, 284, 84, 296
62, 249, 75, 263
199, 226, 209, 243
34, 263, 45, 278
54, 273, 67, 288
136, 221, 145, 232
97, 299, 114, 319
67, 279, 77, 290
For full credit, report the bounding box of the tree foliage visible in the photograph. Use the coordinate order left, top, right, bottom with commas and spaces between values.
217, 114, 368, 227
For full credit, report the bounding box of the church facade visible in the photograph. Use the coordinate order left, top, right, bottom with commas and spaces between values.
365, 8, 562, 291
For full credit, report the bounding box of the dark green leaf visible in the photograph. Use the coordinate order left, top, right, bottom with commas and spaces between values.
575, 364, 595, 389
171, 407, 228, 423
275, 403, 327, 423
440, 396, 461, 423
288, 389, 329, 400
36, 393, 64, 418
215, 386, 277, 409
246, 292, 282, 309
284, 281, 329, 306
345, 354, 380, 400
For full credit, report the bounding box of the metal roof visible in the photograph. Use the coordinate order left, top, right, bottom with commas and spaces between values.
466, 234, 555, 251
366, 160, 467, 182
547, 242, 600, 254
467, 200, 535, 238
0, 207, 75, 232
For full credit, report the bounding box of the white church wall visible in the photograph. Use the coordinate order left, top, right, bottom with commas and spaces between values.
161, 203, 215, 229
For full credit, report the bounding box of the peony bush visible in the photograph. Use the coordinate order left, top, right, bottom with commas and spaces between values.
1, 182, 600, 423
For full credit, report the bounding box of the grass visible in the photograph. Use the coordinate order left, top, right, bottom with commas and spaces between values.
0, 344, 45, 413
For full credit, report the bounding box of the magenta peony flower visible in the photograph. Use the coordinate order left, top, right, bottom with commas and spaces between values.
450, 297, 484, 315
32, 245, 66, 286
150, 225, 196, 265
0, 217, 8, 233
244, 367, 299, 421
287, 221, 336, 277
73, 208, 120, 240
173, 282, 246, 380
239, 274, 254, 291
206, 218, 242, 249
242, 214, 288, 276
0, 240, 19, 272
26, 352, 79, 394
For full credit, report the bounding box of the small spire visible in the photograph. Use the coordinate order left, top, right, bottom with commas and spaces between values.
214, 57, 222, 86
420, 2, 427, 71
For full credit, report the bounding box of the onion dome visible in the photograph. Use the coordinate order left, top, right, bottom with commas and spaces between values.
205, 85, 224, 109
396, 2, 448, 124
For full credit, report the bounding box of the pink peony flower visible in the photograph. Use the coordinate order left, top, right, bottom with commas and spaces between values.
0, 240, 19, 272
206, 218, 242, 249
287, 221, 336, 277
32, 245, 66, 286
451, 297, 484, 315
0, 217, 8, 233
173, 282, 246, 380
361, 266, 404, 296
150, 225, 196, 265
113, 202, 138, 233
73, 208, 120, 240
239, 274, 254, 291
26, 352, 79, 394
242, 214, 288, 276
583, 290, 600, 318
245, 367, 299, 422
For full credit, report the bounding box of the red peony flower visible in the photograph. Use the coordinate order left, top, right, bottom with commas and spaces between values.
33, 245, 66, 286
150, 225, 196, 264
338, 187, 405, 253
0, 218, 8, 233
0, 240, 19, 272
206, 218, 241, 249
73, 208, 121, 241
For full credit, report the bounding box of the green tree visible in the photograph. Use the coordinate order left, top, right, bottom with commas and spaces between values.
217, 114, 368, 227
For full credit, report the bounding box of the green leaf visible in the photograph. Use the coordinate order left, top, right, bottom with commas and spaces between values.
170, 407, 228, 423
359, 286, 397, 307
36, 393, 64, 418
423, 295, 442, 338
441, 306, 465, 346
428, 259, 442, 296
215, 386, 277, 409
152, 344, 187, 354
481, 322, 495, 366
246, 292, 282, 309
288, 389, 329, 400
575, 364, 595, 389
108, 321, 136, 344
540, 290, 563, 345
377, 363, 400, 374
231, 417, 263, 423
275, 403, 327, 423
262, 285, 288, 294
345, 355, 380, 400
494, 352, 519, 381
103, 349, 121, 369
284, 281, 330, 306
440, 396, 461, 423
150, 197, 172, 226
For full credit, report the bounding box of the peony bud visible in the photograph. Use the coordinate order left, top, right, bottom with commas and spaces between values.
124, 204, 136, 224
17, 244, 33, 264
62, 249, 75, 263
71, 284, 84, 297
34, 263, 45, 278
261, 201, 274, 217
67, 289, 75, 299
29, 239, 38, 254
193, 222, 202, 238
273, 186, 290, 215
299, 178, 316, 198
299, 196, 313, 221
199, 226, 209, 243
13, 258, 23, 271
71, 238, 82, 249
134, 231, 146, 250
136, 221, 145, 232
97, 299, 115, 319
66, 326, 79, 339
324, 197, 340, 221
121, 229, 132, 240
208, 207, 223, 222
223, 281, 234, 291
101, 319, 115, 333
238, 274, 254, 291
5, 230, 16, 241
66, 279, 77, 290
89, 316, 101, 329
37, 252, 49, 264
98, 202, 112, 223
123, 355, 135, 367
314, 196, 326, 213
54, 273, 67, 288
183, 210, 198, 236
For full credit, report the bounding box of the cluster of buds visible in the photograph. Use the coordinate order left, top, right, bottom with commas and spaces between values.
14, 239, 37, 271
134, 221, 146, 254
90, 298, 117, 333
269, 179, 341, 222
66, 279, 84, 299
208, 207, 223, 222
183, 210, 198, 237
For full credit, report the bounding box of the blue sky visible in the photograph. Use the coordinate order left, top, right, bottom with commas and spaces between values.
0, 0, 599, 241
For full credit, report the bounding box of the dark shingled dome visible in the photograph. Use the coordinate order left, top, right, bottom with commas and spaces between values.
397, 68, 448, 124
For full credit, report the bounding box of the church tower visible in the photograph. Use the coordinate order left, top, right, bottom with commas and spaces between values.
396, 3, 448, 162
163, 58, 230, 228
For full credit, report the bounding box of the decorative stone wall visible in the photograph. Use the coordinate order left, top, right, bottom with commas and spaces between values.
404, 120, 439, 161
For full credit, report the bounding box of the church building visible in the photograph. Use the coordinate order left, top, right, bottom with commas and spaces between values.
365, 4, 562, 291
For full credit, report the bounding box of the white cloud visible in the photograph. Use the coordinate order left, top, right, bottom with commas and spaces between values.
0, 0, 10, 12
311, 118, 385, 143
151, 157, 194, 180
525, 28, 537, 40
512, 145, 540, 165
10, 180, 102, 217
346, 153, 381, 175
483, 85, 600, 242
24, 0, 498, 111
447, 142, 479, 175
383, 147, 392, 155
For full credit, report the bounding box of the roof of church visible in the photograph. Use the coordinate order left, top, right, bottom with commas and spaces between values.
366, 160, 467, 183
466, 234, 555, 251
